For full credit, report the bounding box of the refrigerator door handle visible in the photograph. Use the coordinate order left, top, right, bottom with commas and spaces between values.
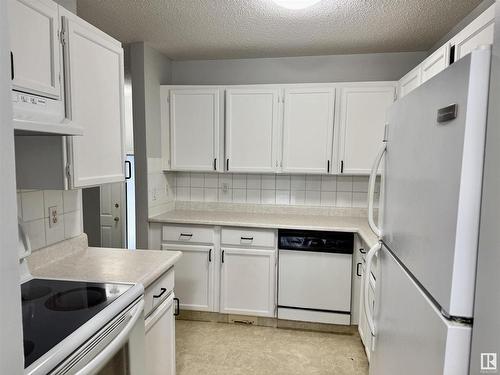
364, 242, 381, 337
368, 144, 386, 237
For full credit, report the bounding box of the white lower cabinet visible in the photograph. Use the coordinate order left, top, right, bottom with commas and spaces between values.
220, 247, 276, 317
161, 243, 215, 312
144, 269, 177, 375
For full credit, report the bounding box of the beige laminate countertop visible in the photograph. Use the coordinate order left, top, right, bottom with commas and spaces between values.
149, 210, 379, 248
30, 243, 182, 288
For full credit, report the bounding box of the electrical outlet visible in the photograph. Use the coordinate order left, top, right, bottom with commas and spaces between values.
49, 206, 58, 228
222, 182, 230, 192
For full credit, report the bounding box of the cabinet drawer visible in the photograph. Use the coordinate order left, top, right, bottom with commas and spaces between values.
221, 227, 276, 248
144, 268, 175, 317
162, 225, 215, 244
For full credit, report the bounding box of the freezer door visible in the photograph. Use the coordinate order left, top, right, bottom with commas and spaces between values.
370, 246, 471, 375
383, 48, 491, 318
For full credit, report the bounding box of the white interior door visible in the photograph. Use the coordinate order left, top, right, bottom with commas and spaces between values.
8, 0, 61, 98
161, 244, 214, 312
63, 10, 125, 187
225, 88, 280, 173
220, 247, 276, 317
338, 85, 395, 174
282, 87, 335, 174
170, 89, 219, 171
100, 182, 125, 248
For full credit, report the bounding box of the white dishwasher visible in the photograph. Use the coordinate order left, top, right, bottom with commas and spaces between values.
278, 230, 354, 325
145, 288, 179, 375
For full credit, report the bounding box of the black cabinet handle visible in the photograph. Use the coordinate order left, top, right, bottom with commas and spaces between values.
226, 159, 229, 171
10, 52, 14, 80
213, 158, 217, 171
327, 160, 330, 173
359, 248, 366, 254
449, 45, 456, 65
208, 249, 212, 262
125, 160, 132, 180
340, 160, 344, 173
356, 262, 362, 277
221, 250, 225, 263
173, 297, 180, 316
180, 233, 193, 238
153, 287, 167, 299
240, 237, 253, 241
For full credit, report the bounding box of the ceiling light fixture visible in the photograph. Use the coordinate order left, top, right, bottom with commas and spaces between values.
271, 0, 322, 10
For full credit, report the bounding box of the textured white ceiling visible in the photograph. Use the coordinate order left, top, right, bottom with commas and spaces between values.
77, 0, 482, 60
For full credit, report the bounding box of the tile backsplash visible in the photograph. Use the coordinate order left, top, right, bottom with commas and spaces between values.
171, 172, 380, 208
17, 189, 83, 251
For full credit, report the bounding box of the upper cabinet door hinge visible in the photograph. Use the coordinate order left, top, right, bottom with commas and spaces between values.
59, 30, 67, 46
66, 163, 71, 178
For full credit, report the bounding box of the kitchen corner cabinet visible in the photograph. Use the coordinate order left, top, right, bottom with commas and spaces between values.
8, 0, 61, 99
220, 247, 276, 317
337, 85, 395, 174
225, 88, 280, 173
282, 87, 335, 174
161, 244, 215, 312
168, 88, 222, 172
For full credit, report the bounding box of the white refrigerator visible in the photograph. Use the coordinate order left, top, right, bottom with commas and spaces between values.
365, 47, 492, 375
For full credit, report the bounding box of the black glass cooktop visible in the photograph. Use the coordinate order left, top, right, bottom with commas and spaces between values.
22, 278, 132, 369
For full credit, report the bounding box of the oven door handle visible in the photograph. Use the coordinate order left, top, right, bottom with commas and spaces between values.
75, 299, 145, 375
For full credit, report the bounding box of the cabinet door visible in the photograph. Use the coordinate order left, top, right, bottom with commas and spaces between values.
453, 4, 495, 61
225, 88, 280, 173
170, 89, 220, 171
351, 238, 366, 325
282, 87, 335, 174
338, 85, 395, 175
220, 247, 276, 317
421, 45, 448, 84
62, 10, 125, 187
162, 244, 214, 312
8, 0, 61, 98
145, 294, 176, 375
398, 66, 421, 98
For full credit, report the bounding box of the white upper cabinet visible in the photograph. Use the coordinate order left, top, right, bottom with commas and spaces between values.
338, 85, 395, 175
8, 0, 61, 98
169, 89, 220, 172
398, 65, 421, 98
282, 87, 335, 174
452, 4, 495, 61
421, 44, 448, 84
225, 88, 280, 173
62, 8, 125, 187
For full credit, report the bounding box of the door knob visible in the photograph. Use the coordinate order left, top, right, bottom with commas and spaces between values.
114, 217, 119, 222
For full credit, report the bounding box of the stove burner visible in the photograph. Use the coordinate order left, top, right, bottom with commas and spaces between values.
21, 285, 52, 302
24, 340, 34, 357
45, 287, 107, 311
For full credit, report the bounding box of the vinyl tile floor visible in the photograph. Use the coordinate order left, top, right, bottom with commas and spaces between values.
175, 320, 369, 375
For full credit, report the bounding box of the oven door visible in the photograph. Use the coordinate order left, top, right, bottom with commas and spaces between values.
278, 249, 352, 324
49, 298, 145, 375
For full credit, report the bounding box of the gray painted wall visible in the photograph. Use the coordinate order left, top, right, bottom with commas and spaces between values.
144, 46, 172, 158
171, 51, 427, 85
54, 0, 77, 13
127, 42, 172, 249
